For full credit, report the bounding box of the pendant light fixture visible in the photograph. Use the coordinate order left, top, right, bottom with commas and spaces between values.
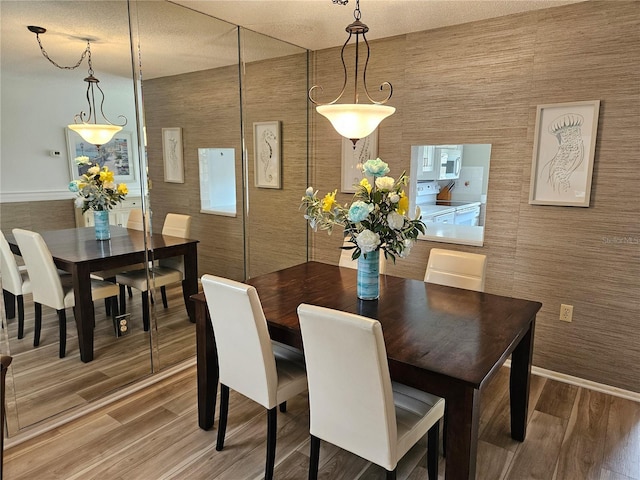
309, 0, 394, 146
28, 26, 127, 148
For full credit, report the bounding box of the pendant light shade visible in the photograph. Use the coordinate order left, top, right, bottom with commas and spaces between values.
309, 0, 394, 144
316, 104, 395, 140
68, 123, 123, 147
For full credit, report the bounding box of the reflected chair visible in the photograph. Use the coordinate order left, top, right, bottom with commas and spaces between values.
116, 213, 191, 330
297, 304, 444, 480
1, 231, 32, 339
339, 238, 387, 274
424, 248, 487, 292
201, 274, 307, 480
12, 229, 120, 358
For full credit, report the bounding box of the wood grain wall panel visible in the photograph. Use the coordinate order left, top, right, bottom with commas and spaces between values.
0, 200, 75, 234
309, 1, 639, 392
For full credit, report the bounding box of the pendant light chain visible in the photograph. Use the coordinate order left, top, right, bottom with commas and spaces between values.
32, 30, 89, 71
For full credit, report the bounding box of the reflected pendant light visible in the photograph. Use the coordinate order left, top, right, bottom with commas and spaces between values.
28, 26, 127, 148
309, 0, 394, 145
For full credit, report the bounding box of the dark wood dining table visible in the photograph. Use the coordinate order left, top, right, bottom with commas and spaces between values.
7, 226, 198, 363
192, 261, 541, 480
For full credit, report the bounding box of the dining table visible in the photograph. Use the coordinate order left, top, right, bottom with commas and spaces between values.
7, 225, 198, 363
191, 261, 541, 480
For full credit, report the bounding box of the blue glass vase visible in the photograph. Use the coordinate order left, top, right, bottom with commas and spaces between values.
357, 249, 380, 300
93, 210, 111, 240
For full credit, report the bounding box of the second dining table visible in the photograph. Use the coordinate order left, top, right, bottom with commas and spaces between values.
8, 225, 198, 363
192, 261, 542, 480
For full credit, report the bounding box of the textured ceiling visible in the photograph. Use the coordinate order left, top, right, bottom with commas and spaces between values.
1, 0, 585, 79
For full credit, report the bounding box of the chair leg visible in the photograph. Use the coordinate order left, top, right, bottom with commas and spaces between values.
119, 284, 127, 315
161, 286, 168, 308
127, 285, 133, 298
442, 410, 448, 457
111, 297, 120, 336
33, 303, 42, 347
216, 384, 229, 451
141, 291, 150, 332
17, 295, 25, 339
3, 289, 16, 320
265, 407, 277, 480
57, 309, 67, 358
104, 298, 111, 315
279, 402, 287, 413
386, 469, 397, 480
427, 420, 440, 480
309, 435, 321, 480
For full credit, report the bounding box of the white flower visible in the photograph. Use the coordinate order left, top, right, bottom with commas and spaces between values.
74, 155, 91, 165
375, 176, 395, 191
305, 186, 314, 197
389, 193, 399, 203
387, 211, 405, 230
103, 181, 116, 190
356, 229, 380, 253
74, 197, 85, 208
88, 166, 100, 175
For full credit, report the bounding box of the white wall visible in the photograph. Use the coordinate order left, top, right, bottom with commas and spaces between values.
0, 69, 138, 202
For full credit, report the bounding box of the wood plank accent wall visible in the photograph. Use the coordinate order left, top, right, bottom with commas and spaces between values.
309, 0, 639, 392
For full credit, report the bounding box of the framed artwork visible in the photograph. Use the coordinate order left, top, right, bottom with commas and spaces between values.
529, 100, 600, 207
162, 127, 184, 183
341, 130, 378, 193
67, 129, 137, 184
254, 121, 281, 189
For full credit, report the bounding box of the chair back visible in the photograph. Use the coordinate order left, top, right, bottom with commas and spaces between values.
162, 213, 191, 238
424, 248, 487, 292
126, 209, 146, 231
297, 303, 397, 467
12, 229, 65, 309
1, 231, 27, 296
201, 274, 279, 409
159, 214, 191, 271
339, 238, 386, 274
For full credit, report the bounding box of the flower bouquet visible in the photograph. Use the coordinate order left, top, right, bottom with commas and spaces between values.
302, 158, 425, 263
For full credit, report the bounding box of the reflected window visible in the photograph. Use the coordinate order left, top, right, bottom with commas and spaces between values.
198, 148, 236, 216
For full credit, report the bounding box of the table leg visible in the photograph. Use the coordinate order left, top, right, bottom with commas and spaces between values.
444, 385, 480, 480
182, 243, 198, 323
510, 319, 535, 440
195, 296, 218, 430
71, 263, 95, 363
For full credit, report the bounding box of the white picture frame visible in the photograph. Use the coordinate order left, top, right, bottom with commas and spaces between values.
341, 131, 378, 193
162, 127, 184, 183
67, 128, 137, 185
529, 100, 600, 207
254, 121, 281, 189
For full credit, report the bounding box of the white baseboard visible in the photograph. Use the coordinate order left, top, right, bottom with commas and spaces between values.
503, 359, 640, 403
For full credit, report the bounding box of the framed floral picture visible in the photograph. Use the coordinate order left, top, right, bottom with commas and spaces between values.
341, 130, 378, 193
162, 127, 184, 183
529, 100, 600, 207
66, 128, 137, 185
254, 121, 281, 189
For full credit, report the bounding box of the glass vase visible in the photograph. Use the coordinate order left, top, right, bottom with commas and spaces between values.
357, 249, 380, 300
93, 210, 111, 240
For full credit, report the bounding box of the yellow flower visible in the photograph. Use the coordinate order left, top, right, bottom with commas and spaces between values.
397, 191, 409, 215
322, 190, 337, 212
100, 168, 115, 183
359, 178, 372, 193
117, 183, 128, 195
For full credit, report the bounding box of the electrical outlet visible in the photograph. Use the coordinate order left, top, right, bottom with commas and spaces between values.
559, 304, 573, 322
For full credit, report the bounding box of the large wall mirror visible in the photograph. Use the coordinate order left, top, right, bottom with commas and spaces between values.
408, 144, 491, 246
1, 0, 308, 438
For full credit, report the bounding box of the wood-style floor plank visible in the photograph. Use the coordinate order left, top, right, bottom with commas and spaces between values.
3, 366, 639, 479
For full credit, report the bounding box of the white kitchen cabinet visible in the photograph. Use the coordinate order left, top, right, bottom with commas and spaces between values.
74, 196, 142, 228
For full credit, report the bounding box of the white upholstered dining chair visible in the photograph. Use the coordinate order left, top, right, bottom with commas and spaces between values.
1, 230, 32, 339
116, 213, 191, 330
297, 303, 444, 480
201, 274, 307, 480
12, 229, 120, 357
424, 248, 487, 292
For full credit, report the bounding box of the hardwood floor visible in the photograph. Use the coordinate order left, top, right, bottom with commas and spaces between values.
3, 363, 639, 479
1, 284, 195, 431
